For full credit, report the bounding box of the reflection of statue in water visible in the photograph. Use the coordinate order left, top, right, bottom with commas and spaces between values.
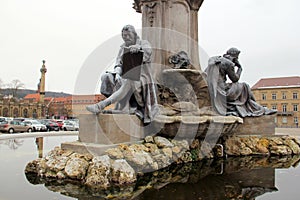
86, 25, 158, 123
205, 47, 276, 117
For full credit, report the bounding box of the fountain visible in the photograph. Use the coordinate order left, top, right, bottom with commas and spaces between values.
24, 1, 300, 199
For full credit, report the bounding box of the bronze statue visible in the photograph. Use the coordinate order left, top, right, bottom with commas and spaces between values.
86, 25, 158, 123
205, 47, 276, 117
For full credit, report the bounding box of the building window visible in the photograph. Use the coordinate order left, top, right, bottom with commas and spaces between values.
282, 92, 286, 99
262, 93, 266, 100
272, 93, 276, 100
294, 117, 298, 124
272, 105, 277, 110
294, 104, 298, 112
293, 92, 298, 99
282, 104, 287, 112
282, 117, 287, 124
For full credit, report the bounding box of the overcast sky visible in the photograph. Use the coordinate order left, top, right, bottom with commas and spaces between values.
0, 0, 299, 94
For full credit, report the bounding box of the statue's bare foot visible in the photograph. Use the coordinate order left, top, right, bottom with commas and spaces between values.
86, 103, 105, 114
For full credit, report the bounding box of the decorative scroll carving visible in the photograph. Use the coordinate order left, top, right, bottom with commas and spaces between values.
168, 51, 194, 69
133, 0, 142, 13
145, 2, 157, 27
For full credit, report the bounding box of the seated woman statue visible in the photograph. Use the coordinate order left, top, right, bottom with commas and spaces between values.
205, 47, 276, 117
86, 25, 158, 124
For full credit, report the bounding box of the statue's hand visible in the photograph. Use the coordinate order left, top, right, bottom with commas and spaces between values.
129, 45, 141, 53
115, 73, 122, 83
233, 59, 242, 68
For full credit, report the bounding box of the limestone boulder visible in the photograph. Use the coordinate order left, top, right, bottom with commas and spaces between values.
154, 136, 174, 148
85, 155, 111, 188
283, 137, 300, 154
144, 143, 160, 155
25, 159, 40, 174
270, 145, 292, 155
64, 156, 89, 179
111, 159, 136, 184
45, 156, 70, 173
144, 136, 154, 143
106, 147, 124, 159
225, 137, 251, 156
123, 149, 154, 171
152, 154, 171, 169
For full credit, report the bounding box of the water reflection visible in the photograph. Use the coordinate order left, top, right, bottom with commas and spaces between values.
35, 137, 43, 158
25, 155, 300, 200
0, 139, 24, 150
0, 135, 78, 200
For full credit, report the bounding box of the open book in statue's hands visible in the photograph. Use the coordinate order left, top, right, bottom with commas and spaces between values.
122, 47, 144, 81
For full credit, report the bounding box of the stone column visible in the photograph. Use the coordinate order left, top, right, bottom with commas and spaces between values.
39, 60, 47, 118
133, 0, 204, 81
39, 60, 47, 103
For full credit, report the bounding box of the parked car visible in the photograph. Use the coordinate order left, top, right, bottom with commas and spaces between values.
62, 120, 79, 131
0, 117, 13, 123
43, 121, 60, 132
13, 118, 26, 122
0, 120, 33, 133
53, 120, 64, 130
23, 120, 47, 132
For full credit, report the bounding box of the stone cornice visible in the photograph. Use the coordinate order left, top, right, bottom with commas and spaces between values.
186, 0, 204, 11
133, 0, 204, 13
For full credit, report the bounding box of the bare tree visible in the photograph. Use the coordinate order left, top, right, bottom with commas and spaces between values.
9, 79, 25, 97
0, 78, 3, 94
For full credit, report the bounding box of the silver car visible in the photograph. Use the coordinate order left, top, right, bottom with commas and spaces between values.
62, 120, 79, 131
0, 120, 33, 133
23, 120, 47, 132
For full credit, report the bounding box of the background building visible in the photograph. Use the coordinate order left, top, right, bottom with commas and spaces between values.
23, 94, 105, 119
252, 76, 300, 128
0, 95, 42, 118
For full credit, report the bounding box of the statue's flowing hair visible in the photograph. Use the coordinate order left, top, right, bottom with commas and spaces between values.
121, 24, 140, 40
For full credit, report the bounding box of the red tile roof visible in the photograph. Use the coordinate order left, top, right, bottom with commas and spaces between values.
252, 76, 300, 89
24, 93, 40, 101
24, 93, 52, 101
24, 93, 105, 103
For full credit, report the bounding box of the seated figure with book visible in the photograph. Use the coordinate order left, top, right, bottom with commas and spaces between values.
86, 25, 158, 124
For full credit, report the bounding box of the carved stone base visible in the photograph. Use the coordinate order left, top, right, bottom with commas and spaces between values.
153, 115, 243, 139
232, 114, 276, 135
61, 140, 142, 155
78, 114, 145, 144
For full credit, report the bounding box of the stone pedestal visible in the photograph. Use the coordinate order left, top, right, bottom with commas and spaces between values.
232, 114, 276, 135
161, 69, 210, 109
153, 115, 243, 139
78, 114, 144, 144
133, 0, 205, 82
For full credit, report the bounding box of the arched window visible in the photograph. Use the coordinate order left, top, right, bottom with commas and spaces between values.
3, 107, 9, 117
33, 109, 37, 119
23, 108, 28, 118
13, 108, 19, 118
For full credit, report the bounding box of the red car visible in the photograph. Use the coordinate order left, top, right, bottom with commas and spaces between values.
52, 120, 63, 130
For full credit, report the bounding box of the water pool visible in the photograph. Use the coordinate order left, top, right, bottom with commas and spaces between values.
1, 135, 300, 200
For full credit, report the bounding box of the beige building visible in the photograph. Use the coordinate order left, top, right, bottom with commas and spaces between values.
0, 95, 43, 118
24, 94, 107, 119
68, 94, 106, 117
252, 76, 300, 128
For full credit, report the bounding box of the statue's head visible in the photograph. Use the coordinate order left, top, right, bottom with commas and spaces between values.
226, 47, 240, 59
122, 25, 138, 46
